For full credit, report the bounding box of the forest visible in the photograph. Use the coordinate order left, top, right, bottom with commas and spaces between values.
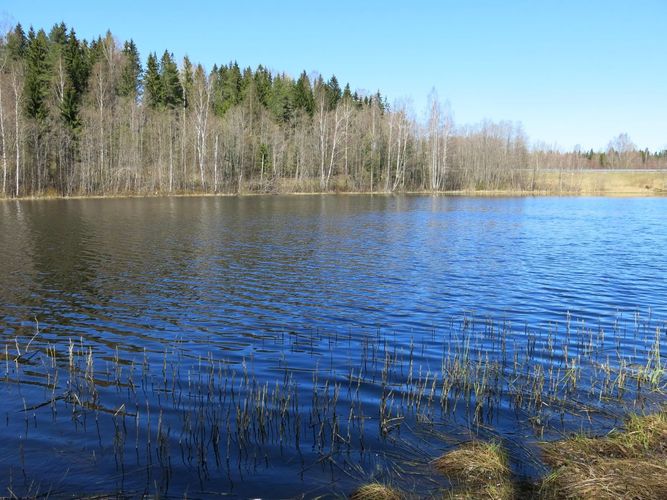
0, 23, 665, 197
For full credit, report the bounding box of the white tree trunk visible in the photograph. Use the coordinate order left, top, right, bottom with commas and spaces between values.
213, 134, 219, 192
0, 74, 7, 196
12, 72, 21, 197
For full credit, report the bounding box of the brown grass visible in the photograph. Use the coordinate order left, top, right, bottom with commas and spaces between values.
534, 170, 667, 195
541, 458, 667, 500
541, 409, 667, 499
349, 483, 403, 500
434, 441, 513, 499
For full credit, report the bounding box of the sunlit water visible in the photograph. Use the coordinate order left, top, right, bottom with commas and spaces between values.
0, 195, 665, 497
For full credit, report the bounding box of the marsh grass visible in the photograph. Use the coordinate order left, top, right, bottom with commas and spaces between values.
541, 409, 667, 499
433, 441, 513, 499
349, 482, 404, 500
1, 311, 665, 497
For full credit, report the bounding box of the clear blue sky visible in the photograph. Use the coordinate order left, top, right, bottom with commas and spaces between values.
2, 0, 666, 151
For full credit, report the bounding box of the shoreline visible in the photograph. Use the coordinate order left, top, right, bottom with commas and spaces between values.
2, 169, 666, 201
2, 187, 666, 202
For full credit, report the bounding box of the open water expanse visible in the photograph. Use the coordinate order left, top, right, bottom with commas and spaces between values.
0, 195, 666, 497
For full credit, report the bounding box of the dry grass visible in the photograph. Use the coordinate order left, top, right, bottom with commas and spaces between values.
434, 441, 513, 500
349, 483, 403, 500
442, 482, 515, 500
541, 409, 667, 499
535, 170, 667, 195
434, 441, 509, 484
541, 458, 667, 500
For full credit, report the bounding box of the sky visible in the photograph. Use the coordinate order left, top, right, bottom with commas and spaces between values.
1, 0, 666, 151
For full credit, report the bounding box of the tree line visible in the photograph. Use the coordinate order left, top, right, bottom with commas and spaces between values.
0, 23, 665, 198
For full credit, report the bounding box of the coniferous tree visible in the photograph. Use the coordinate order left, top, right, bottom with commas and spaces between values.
180, 55, 194, 108
88, 35, 105, 65
268, 73, 293, 123
6, 23, 27, 60
212, 62, 241, 116
24, 28, 51, 121
342, 83, 352, 101
210, 64, 224, 116
159, 50, 182, 108
224, 62, 242, 108
254, 65, 271, 107
144, 52, 161, 108
58, 28, 90, 129
48, 22, 68, 46
325, 75, 341, 110
293, 71, 314, 115
240, 66, 253, 102
117, 39, 142, 100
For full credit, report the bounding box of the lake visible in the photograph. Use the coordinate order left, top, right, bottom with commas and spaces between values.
0, 195, 665, 497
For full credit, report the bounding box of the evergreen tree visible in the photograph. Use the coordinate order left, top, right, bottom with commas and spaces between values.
293, 71, 314, 115
48, 22, 68, 46
60, 28, 90, 129
117, 39, 142, 99
373, 91, 386, 113
24, 28, 51, 121
225, 62, 241, 106
212, 62, 241, 115
342, 83, 352, 101
268, 73, 293, 122
325, 75, 341, 109
240, 66, 253, 102
159, 50, 183, 108
254, 65, 272, 107
6, 23, 27, 60
180, 55, 194, 108
144, 52, 161, 108
210, 64, 225, 116
88, 35, 104, 65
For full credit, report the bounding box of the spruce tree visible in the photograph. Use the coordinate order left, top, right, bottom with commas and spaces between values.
159, 50, 182, 109
24, 28, 51, 121
240, 66, 253, 102
211, 64, 226, 116
6, 23, 27, 60
180, 55, 194, 108
293, 71, 314, 116
224, 62, 241, 107
48, 22, 68, 46
117, 39, 142, 100
60, 28, 90, 129
144, 52, 161, 108
342, 83, 352, 101
325, 75, 341, 109
254, 65, 272, 107
213, 62, 241, 115
268, 74, 293, 123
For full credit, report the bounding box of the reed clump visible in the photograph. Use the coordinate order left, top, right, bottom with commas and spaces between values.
433, 441, 513, 499
349, 482, 403, 500
541, 409, 667, 499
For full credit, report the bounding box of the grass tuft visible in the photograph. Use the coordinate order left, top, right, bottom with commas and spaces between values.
349, 482, 403, 500
541, 409, 667, 499
434, 441, 513, 499
540, 459, 667, 500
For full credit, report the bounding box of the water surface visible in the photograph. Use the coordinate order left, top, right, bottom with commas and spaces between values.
0, 195, 665, 496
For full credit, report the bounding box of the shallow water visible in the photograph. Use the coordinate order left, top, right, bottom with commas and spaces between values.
0, 195, 665, 497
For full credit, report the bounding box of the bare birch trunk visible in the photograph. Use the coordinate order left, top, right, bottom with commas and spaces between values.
213, 134, 219, 192
0, 72, 7, 196
12, 72, 21, 197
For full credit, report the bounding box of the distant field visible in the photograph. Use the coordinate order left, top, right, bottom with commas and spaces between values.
535, 169, 667, 195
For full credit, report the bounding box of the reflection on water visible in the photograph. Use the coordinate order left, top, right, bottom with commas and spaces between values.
0, 195, 666, 496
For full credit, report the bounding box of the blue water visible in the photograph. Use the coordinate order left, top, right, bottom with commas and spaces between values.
0, 195, 665, 497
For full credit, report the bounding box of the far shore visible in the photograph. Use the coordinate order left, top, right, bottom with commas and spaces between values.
2, 170, 666, 202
